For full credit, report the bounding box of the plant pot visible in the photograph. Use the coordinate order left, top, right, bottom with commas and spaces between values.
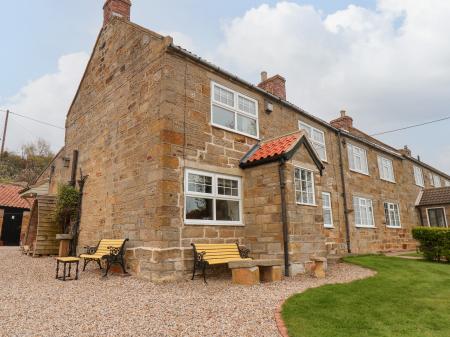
56, 233, 73, 240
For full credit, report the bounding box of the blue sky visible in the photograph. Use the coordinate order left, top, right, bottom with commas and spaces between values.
1, 0, 450, 174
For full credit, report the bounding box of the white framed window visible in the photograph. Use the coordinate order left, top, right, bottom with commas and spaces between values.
353, 196, 375, 228
184, 169, 242, 225
347, 143, 369, 175
377, 156, 395, 182
298, 121, 327, 161
294, 167, 316, 206
384, 202, 401, 228
413, 166, 424, 187
426, 207, 447, 227
433, 174, 442, 187
211, 82, 259, 138
322, 192, 333, 228
445, 180, 450, 187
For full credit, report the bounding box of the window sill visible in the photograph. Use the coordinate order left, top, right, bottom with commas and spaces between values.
296, 202, 317, 207
380, 178, 396, 184
211, 123, 260, 141
386, 226, 402, 229
184, 221, 245, 227
355, 225, 376, 229
324, 225, 334, 229
349, 169, 370, 176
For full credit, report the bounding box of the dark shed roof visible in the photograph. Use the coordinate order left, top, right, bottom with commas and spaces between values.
417, 187, 450, 206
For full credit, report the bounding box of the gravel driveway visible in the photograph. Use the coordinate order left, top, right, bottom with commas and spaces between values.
0, 247, 374, 337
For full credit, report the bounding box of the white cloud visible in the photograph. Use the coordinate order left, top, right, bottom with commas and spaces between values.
215, 0, 450, 172
3, 52, 89, 154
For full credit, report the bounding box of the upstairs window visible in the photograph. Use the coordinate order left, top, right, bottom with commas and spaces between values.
348, 143, 369, 175
211, 82, 259, 138
298, 121, 327, 161
413, 166, 424, 187
433, 175, 442, 187
377, 155, 395, 182
294, 167, 316, 206
184, 169, 242, 225
445, 180, 450, 187
322, 192, 333, 228
384, 202, 401, 228
353, 196, 375, 228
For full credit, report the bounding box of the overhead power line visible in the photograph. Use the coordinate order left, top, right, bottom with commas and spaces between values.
370, 115, 450, 136
8, 111, 65, 130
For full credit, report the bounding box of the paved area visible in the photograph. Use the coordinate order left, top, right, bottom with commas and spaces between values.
0, 247, 375, 337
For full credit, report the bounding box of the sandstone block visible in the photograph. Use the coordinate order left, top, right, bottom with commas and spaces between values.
260, 265, 283, 282
231, 266, 260, 285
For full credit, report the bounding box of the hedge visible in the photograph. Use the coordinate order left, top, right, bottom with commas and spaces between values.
412, 227, 450, 262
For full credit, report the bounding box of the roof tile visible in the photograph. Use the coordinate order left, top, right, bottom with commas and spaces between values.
417, 187, 450, 206
245, 132, 302, 164
0, 184, 31, 209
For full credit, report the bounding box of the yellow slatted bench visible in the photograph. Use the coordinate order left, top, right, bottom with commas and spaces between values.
191, 243, 251, 283
80, 239, 128, 277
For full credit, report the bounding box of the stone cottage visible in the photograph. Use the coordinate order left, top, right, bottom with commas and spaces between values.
0, 184, 31, 246
33, 0, 450, 281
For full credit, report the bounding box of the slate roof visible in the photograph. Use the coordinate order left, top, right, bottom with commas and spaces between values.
0, 184, 31, 209
417, 187, 450, 206
239, 131, 324, 173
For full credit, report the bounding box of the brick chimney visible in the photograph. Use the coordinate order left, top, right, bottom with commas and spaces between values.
257, 71, 286, 100
398, 145, 412, 157
103, 0, 131, 26
330, 110, 353, 131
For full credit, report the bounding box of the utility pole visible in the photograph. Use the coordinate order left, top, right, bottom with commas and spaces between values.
1, 109, 10, 159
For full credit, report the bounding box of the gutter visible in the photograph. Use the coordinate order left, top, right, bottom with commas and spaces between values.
338, 131, 352, 253
278, 157, 290, 277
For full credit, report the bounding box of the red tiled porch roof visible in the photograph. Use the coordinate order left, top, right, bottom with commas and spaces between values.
0, 184, 31, 209
247, 132, 302, 163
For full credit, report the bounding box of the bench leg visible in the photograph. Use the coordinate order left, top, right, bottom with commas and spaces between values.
63, 262, 67, 281
68, 263, 71, 278
120, 256, 128, 274
75, 261, 79, 280
202, 263, 207, 284
55, 260, 59, 279
97, 259, 103, 270
191, 263, 196, 280
83, 259, 88, 271
103, 259, 111, 277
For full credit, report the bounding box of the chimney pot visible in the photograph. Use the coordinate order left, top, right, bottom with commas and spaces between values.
261, 71, 268, 82
103, 0, 131, 27
340, 110, 346, 117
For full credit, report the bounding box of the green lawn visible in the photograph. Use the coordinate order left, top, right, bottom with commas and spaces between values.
282, 256, 450, 337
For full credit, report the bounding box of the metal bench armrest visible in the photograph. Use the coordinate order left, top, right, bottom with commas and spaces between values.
238, 246, 250, 258
84, 246, 97, 255
107, 246, 122, 256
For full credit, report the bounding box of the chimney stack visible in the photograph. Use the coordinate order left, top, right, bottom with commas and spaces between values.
103, 0, 131, 26
257, 71, 286, 100
330, 109, 353, 131
398, 145, 412, 157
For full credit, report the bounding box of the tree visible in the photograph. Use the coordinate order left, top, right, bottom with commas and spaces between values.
0, 138, 54, 184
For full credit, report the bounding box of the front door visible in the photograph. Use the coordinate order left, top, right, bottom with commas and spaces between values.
1, 208, 23, 246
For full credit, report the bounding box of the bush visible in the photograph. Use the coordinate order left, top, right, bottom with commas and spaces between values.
412, 227, 450, 262
55, 184, 80, 234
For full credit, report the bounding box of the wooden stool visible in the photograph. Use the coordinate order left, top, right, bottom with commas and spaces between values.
56, 257, 80, 281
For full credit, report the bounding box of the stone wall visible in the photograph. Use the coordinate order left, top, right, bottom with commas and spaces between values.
0, 209, 4, 245
47, 17, 450, 281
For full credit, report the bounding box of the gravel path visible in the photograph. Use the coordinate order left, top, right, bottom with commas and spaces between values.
0, 247, 375, 337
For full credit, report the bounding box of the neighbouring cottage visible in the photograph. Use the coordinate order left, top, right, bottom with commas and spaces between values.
416, 187, 450, 227
29, 0, 450, 281
0, 184, 31, 246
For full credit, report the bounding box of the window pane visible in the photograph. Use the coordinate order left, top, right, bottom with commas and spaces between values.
218, 178, 239, 196
312, 129, 324, 143
214, 85, 234, 107
185, 197, 213, 220
428, 209, 446, 227
238, 96, 256, 115
295, 168, 315, 205
216, 200, 240, 221
212, 105, 235, 130
314, 143, 326, 161
237, 114, 257, 136
299, 123, 312, 137
188, 173, 212, 194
